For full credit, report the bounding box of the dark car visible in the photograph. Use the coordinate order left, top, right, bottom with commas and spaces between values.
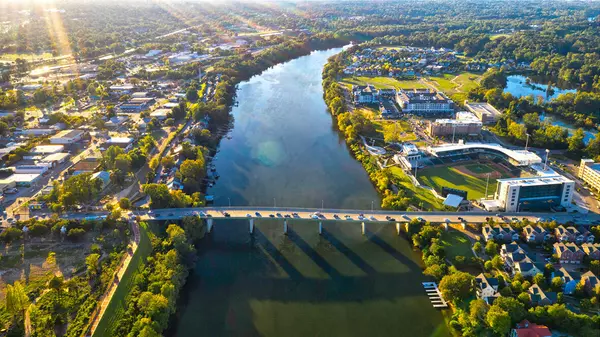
284, 214, 291, 218
255, 212, 261, 217
276, 213, 282, 217
269, 214, 275, 218
224, 212, 231, 217
333, 214, 340, 219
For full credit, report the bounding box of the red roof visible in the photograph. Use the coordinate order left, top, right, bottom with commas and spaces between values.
514, 320, 552, 337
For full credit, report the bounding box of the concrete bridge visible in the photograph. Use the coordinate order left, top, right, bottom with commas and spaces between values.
118, 206, 594, 235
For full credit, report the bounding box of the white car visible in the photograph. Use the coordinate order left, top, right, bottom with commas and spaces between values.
369, 216, 376, 221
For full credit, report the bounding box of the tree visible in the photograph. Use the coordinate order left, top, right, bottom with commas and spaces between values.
182, 216, 206, 243
439, 271, 475, 304
5, 281, 29, 319
551, 277, 564, 291
485, 241, 499, 256
590, 260, 600, 275
423, 264, 446, 281
119, 198, 131, 210
486, 305, 511, 335
178, 158, 205, 192
49, 275, 64, 302
518, 292, 530, 304
86, 253, 101, 278
161, 156, 176, 169
143, 184, 173, 209
491, 255, 503, 270
166, 224, 193, 258
493, 297, 526, 323
480, 67, 507, 89
469, 299, 489, 324
533, 273, 545, 285
568, 128, 586, 154
186, 87, 199, 101
473, 242, 482, 254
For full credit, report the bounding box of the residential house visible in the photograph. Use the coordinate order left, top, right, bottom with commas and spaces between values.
475, 273, 501, 304
580, 271, 599, 295
581, 243, 600, 260
555, 225, 589, 243
482, 225, 519, 242
553, 242, 585, 264
527, 284, 557, 306
552, 267, 580, 295
510, 320, 552, 337
523, 225, 551, 243
514, 261, 542, 278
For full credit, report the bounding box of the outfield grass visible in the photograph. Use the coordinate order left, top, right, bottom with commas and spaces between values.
417, 164, 500, 200
388, 167, 444, 210
439, 231, 474, 260
340, 76, 427, 90
463, 163, 494, 174
92, 223, 153, 337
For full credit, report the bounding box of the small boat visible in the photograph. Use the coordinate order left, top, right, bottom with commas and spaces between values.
211, 168, 216, 172
214, 175, 220, 179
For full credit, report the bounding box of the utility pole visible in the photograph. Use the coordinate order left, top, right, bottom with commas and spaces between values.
525, 133, 530, 151
544, 149, 550, 171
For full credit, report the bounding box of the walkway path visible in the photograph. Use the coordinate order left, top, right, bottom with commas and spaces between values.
86, 220, 140, 336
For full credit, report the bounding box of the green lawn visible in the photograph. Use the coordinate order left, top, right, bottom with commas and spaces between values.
388, 167, 444, 210
340, 76, 427, 90
92, 222, 153, 337
439, 231, 474, 260
417, 164, 499, 200
489, 33, 511, 40
427, 72, 481, 95
372, 119, 417, 142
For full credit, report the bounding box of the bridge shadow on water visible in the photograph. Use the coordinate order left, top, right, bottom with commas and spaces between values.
172, 220, 448, 337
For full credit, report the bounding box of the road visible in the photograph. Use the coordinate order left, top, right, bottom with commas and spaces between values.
46, 207, 592, 228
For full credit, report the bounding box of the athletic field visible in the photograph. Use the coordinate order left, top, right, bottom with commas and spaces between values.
417, 162, 516, 200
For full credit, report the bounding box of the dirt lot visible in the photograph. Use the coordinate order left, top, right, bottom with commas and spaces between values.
0, 238, 94, 300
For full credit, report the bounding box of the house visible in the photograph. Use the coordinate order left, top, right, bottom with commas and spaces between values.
510, 320, 552, 337
581, 243, 600, 260
91, 171, 110, 189
514, 261, 542, 278
483, 225, 519, 242
475, 273, 501, 304
552, 267, 580, 295
379, 100, 398, 118
553, 242, 585, 264
555, 226, 588, 243
527, 284, 557, 306
580, 271, 599, 295
523, 225, 551, 243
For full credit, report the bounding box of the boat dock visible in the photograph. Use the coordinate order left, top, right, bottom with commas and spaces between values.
422, 282, 448, 308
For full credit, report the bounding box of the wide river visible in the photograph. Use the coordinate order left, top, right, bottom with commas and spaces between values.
171, 48, 450, 337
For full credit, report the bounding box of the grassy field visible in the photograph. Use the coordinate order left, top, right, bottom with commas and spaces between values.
371, 119, 417, 142
417, 163, 505, 200
427, 72, 481, 95
489, 33, 511, 40
388, 167, 444, 210
439, 231, 474, 260
0, 52, 54, 61
92, 223, 153, 337
340, 76, 427, 90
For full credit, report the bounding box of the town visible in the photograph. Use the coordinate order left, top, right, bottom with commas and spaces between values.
0, 1, 599, 337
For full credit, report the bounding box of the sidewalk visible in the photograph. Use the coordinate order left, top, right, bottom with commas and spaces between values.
87, 220, 140, 336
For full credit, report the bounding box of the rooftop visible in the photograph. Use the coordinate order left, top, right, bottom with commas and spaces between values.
428, 142, 542, 165
498, 175, 574, 187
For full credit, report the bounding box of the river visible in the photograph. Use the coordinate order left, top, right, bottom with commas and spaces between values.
170, 48, 450, 337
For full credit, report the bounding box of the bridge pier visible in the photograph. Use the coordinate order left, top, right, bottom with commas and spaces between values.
207, 218, 214, 233
249, 219, 254, 234
396, 223, 400, 236
361, 222, 366, 235
318, 221, 322, 235
283, 220, 288, 235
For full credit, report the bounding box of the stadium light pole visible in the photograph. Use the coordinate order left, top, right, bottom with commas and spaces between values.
484, 173, 490, 199
544, 149, 550, 171
525, 133, 530, 151
452, 124, 456, 144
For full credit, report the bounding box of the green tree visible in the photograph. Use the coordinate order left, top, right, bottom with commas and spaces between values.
119, 197, 131, 210
5, 281, 29, 319
86, 253, 101, 278
486, 305, 511, 335
551, 276, 564, 291
533, 273, 545, 285
439, 271, 475, 304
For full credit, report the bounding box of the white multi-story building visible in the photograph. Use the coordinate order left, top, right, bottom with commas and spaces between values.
579, 159, 600, 192
395, 89, 454, 115
495, 175, 574, 212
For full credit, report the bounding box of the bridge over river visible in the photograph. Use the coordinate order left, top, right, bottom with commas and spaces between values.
112, 207, 596, 235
